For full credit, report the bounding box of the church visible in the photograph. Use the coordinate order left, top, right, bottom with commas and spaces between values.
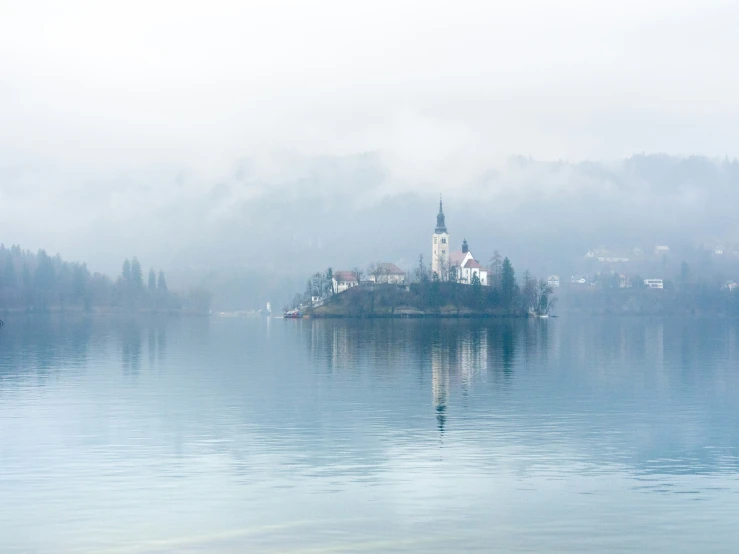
432, 199, 488, 286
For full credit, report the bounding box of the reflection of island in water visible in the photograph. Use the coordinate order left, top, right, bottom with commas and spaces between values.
298, 318, 739, 475
304, 319, 544, 433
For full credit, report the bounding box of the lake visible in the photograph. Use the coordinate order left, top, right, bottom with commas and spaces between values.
1, 316, 739, 552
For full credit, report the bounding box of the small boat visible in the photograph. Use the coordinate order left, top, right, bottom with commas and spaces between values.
283, 309, 302, 319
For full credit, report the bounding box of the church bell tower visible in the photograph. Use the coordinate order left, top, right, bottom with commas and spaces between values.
432, 196, 449, 278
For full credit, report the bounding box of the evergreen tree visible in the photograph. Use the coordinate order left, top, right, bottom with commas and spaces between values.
131, 257, 143, 289
2, 260, 15, 288
489, 250, 503, 288
148, 268, 157, 292
72, 263, 90, 300
325, 267, 334, 294
157, 270, 168, 293
501, 257, 516, 311
122, 259, 132, 283
34, 250, 56, 290
22, 264, 31, 289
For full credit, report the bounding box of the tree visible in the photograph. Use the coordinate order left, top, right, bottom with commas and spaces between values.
436, 255, 450, 282
501, 257, 516, 311
680, 261, 690, 285
414, 254, 429, 283
71, 263, 90, 301
2, 260, 16, 288
489, 250, 503, 288
536, 279, 554, 314
521, 270, 537, 312
325, 267, 334, 295
157, 270, 168, 293
34, 250, 56, 290
351, 266, 364, 285
131, 257, 143, 289
311, 272, 323, 297
368, 262, 382, 284
148, 268, 157, 293
122, 259, 132, 283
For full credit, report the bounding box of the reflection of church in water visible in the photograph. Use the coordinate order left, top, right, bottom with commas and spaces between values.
431, 329, 489, 433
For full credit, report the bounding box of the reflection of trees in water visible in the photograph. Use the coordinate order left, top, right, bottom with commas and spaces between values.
121, 320, 141, 375
0, 316, 94, 386
304, 319, 549, 432
121, 319, 169, 373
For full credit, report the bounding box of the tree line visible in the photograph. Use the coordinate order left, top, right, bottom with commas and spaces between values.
0, 244, 211, 314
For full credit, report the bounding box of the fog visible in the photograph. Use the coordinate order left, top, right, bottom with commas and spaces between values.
2, 1, 739, 307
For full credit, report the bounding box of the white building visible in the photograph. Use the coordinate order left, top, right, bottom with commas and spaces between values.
332, 271, 358, 294
369, 263, 406, 284
654, 245, 670, 256
431, 198, 450, 278
644, 278, 664, 289
547, 275, 560, 288
723, 280, 738, 291
449, 240, 488, 285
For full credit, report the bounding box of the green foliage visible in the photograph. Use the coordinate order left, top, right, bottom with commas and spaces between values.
501, 257, 516, 311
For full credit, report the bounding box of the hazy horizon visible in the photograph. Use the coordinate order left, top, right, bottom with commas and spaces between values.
3, 1, 739, 303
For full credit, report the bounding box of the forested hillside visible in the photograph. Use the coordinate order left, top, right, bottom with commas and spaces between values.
0, 244, 211, 314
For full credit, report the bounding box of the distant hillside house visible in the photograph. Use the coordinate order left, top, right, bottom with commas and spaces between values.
723, 280, 738, 291
449, 239, 488, 285
333, 271, 358, 294
547, 275, 560, 288
654, 245, 670, 256
644, 278, 664, 289
369, 263, 406, 285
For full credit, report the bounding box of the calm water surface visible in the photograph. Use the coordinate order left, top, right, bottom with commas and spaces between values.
2, 316, 739, 552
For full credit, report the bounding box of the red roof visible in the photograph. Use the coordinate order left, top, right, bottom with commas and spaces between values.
377, 262, 405, 275
333, 271, 358, 282
449, 251, 467, 267
463, 258, 483, 269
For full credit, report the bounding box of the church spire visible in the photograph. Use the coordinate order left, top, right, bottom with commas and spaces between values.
435, 195, 447, 233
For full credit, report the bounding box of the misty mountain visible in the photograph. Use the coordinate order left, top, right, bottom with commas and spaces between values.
4, 153, 739, 309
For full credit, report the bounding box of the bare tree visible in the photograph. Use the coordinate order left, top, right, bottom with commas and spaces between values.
436, 254, 450, 282
351, 266, 364, 286
414, 255, 430, 283
367, 262, 382, 284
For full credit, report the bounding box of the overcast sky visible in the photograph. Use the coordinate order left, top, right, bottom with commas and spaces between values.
2, 0, 739, 269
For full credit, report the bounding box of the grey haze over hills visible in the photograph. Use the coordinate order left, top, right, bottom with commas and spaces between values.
4, 151, 739, 308
3, 1, 739, 307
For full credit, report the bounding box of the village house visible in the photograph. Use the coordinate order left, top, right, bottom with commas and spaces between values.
547, 275, 560, 288
644, 278, 664, 289
722, 280, 738, 292
368, 263, 406, 284
332, 271, 358, 294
